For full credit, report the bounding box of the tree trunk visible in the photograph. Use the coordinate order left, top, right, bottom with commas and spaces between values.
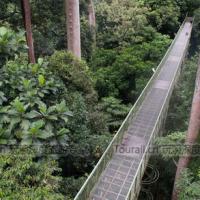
65, 0, 81, 59
172, 58, 200, 200
88, 0, 96, 28
21, 0, 35, 63
88, 0, 96, 49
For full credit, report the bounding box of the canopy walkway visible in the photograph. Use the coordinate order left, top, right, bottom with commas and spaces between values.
74, 18, 193, 200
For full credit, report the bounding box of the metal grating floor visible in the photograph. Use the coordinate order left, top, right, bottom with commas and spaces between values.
89, 22, 193, 200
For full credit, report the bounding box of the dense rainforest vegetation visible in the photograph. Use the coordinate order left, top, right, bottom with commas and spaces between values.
0, 0, 200, 199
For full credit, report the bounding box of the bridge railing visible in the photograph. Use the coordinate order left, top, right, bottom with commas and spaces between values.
74, 18, 192, 200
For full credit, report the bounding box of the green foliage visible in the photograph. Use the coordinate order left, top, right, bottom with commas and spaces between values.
62, 94, 110, 170
60, 176, 86, 199
155, 132, 186, 160
99, 97, 130, 132
48, 51, 96, 97
0, 147, 65, 199
0, 26, 26, 65
91, 34, 171, 102
80, 16, 94, 60
0, 56, 71, 146
177, 168, 200, 200
30, 0, 65, 56
143, 0, 181, 35
192, 8, 200, 48
0, 1, 22, 27
176, 0, 200, 16
0, 46, 110, 180
95, 0, 149, 48
66, 133, 111, 173
48, 52, 106, 139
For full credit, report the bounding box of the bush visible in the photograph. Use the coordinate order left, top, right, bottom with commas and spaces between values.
99, 97, 131, 132
177, 168, 200, 200
91, 34, 171, 102
95, 0, 148, 48
0, 56, 71, 147
48, 51, 95, 96
0, 26, 26, 65
60, 176, 86, 199
0, 147, 65, 200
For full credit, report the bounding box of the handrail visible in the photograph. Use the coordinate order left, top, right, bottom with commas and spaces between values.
74, 17, 193, 200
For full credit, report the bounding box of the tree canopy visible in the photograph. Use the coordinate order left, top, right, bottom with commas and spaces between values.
0, 0, 200, 199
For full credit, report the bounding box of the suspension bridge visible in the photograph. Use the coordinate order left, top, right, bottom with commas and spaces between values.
74, 17, 193, 200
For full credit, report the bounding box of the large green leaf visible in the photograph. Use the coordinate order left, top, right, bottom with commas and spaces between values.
37, 130, 54, 139
38, 74, 45, 86
38, 58, 44, 66
57, 128, 69, 136
0, 139, 8, 145
0, 27, 7, 36
20, 120, 31, 131
38, 102, 47, 114
25, 111, 41, 119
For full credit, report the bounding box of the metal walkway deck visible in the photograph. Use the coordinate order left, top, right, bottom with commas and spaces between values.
74, 19, 193, 200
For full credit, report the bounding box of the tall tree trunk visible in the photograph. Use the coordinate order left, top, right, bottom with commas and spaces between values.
172, 58, 200, 200
88, 0, 96, 28
21, 0, 35, 63
88, 0, 96, 49
65, 0, 81, 59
